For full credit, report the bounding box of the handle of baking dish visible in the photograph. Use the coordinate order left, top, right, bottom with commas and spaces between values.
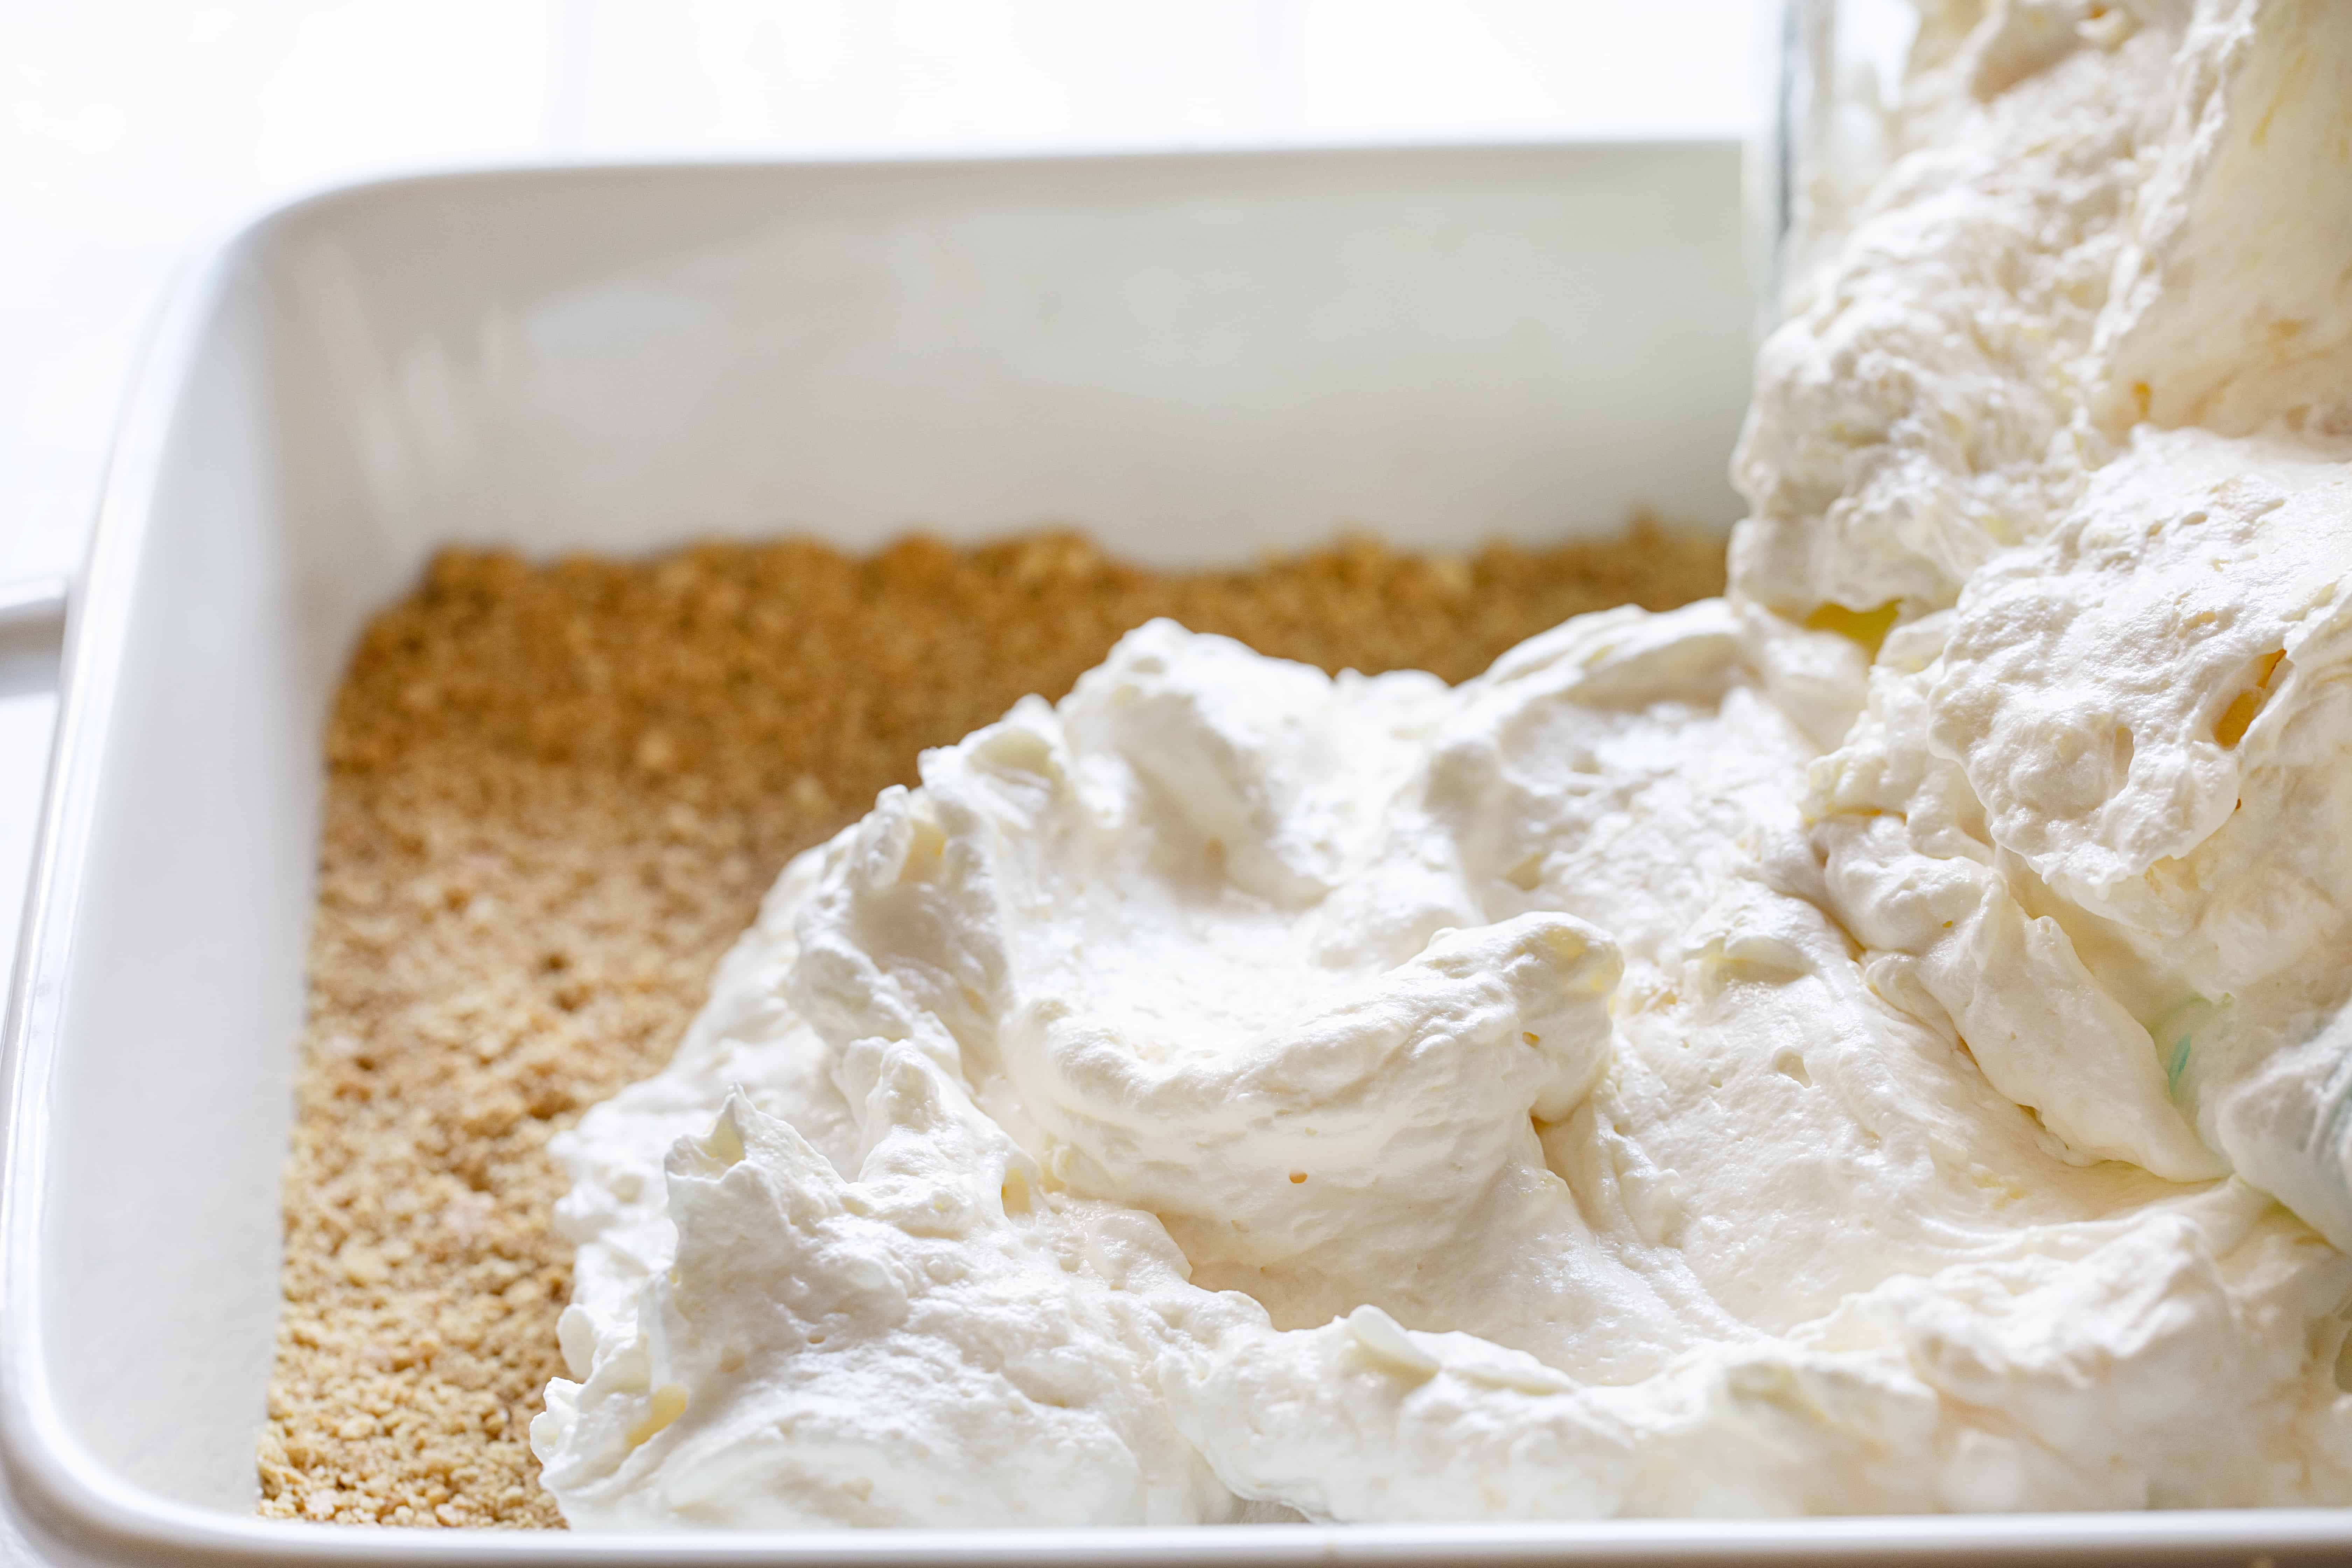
0, 570, 67, 1027
0, 574, 68, 641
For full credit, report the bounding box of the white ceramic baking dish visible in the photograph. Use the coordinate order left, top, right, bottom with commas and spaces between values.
5, 142, 2347, 1567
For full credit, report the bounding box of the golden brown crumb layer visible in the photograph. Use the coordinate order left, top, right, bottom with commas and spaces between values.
259, 525, 1724, 1527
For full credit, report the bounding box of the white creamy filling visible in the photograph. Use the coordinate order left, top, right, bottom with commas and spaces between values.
532, 0, 2352, 1525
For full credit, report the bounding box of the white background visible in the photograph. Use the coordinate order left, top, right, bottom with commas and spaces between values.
2, 0, 1754, 584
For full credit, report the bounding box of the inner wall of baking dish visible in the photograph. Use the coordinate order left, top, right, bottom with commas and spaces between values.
35, 143, 1750, 1516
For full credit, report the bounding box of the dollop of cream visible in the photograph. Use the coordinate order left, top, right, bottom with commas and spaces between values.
534, 0, 2352, 1525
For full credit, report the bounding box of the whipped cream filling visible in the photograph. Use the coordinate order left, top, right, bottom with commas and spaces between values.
533, 0, 2352, 1525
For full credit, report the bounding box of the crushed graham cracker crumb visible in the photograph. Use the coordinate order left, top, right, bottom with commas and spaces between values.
259, 523, 1724, 1527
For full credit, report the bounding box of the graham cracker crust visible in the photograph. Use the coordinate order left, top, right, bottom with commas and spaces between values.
257, 525, 1724, 1527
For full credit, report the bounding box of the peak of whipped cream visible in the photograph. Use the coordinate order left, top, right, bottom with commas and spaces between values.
533, 0, 2352, 1525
